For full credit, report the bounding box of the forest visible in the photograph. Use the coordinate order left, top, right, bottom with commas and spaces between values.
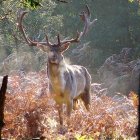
0, 0, 139, 139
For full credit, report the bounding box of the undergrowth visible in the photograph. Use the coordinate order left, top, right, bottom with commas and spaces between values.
1, 72, 138, 140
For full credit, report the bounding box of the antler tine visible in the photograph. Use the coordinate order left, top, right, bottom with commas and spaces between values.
57, 34, 61, 45
85, 4, 90, 17
61, 31, 80, 45
46, 35, 52, 46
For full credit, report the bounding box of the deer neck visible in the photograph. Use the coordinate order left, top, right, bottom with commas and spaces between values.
47, 62, 59, 77
47, 58, 67, 93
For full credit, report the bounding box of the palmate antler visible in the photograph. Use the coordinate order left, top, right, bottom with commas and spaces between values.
60, 5, 97, 45
17, 5, 97, 50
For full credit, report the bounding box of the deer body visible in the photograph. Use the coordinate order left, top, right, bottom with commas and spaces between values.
47, 50, 91, 125
47, 60, 91, 104
17, 5, 97, 125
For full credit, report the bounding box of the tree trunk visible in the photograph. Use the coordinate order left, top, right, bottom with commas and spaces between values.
0, 75, 8, 139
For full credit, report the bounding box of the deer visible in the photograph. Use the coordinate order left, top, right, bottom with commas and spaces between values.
17, 5, 97, 126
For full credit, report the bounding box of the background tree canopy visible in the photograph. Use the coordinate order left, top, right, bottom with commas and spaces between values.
0, 0, 140, 81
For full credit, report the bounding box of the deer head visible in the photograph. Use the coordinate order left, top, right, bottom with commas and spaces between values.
17, 5, 97, 65
35, 35, 72, 65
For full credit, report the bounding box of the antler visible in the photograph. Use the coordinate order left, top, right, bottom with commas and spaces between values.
17, 5, 97, 50
17, 10, 50, 49
79, 5, 97, 39
60, 31, 80, 45
60, 5, 97, 45
17, 10, 38, 46
45, 35, 52, 47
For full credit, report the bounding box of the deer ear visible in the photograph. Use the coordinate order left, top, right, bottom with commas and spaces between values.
37, 43, 50, 52
60, 42, 70, 53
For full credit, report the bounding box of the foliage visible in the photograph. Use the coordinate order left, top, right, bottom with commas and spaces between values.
0, 0, 63, 60
22, 0, 43, 9
55, 0, 140, 69
129, 91, 139, 108
1, 72, 138, 139
0, 0, 140, 75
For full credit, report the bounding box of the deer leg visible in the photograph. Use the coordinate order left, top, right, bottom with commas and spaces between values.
56, 104, 63, 125
73, 99, 78, 110
66, 99, 73, 126
81, 89, 90, 111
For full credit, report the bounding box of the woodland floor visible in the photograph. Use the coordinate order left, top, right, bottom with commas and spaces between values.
1, 72, 138, 140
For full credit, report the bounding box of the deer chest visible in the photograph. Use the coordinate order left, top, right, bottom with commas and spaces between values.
49, 71, 66, 93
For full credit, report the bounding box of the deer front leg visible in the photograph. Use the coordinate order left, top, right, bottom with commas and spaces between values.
66, 99, 73, 126
56, 104, 63, 125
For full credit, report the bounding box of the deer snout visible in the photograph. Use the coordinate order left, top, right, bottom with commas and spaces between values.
49, 52, 56, 59
48, 52, 59, 63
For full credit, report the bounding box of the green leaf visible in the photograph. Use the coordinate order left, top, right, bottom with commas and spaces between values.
22, 0, 42, 9
129, 0, 134, 3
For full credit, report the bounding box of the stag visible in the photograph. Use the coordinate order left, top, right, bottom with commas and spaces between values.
17, 5, 97, 125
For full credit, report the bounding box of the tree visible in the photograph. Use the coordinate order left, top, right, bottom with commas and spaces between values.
0, 75, 8, 139
0, 0, 63, 70
0, 0, 140, 75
